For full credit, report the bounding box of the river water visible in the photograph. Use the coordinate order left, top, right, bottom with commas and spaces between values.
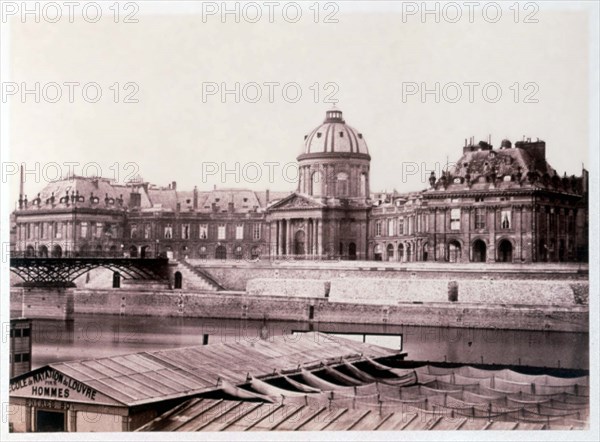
27, 314, 588, 370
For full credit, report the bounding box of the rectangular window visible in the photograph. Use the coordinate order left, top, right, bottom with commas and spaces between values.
164, 224, 173, 239
130, 224, 137, 239
450, 209, 461, 231
387, 219, 395, 236
80, 222, 88, 238
182, 224, 190, 240
408, 217, 414, 235
218, 224, 226, 240
199, 224, 208, 239
144, 224, 151, 239
398, 218, 404, 235
375, 221, 382, 236
475, 208, 486, 229
501, 210, 512, 229
95, 222, 103, 238
253, 224, 261, 240
40, 223, 45, 239
236, 224, 244, 240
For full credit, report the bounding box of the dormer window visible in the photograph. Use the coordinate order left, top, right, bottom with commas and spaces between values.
339, 132, 344, 137
243, 198, 248, 203
317, 132, 322, 138
358, 134, 363, 139
215, 198, 220, 202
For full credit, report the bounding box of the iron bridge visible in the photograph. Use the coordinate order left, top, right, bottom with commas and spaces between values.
9, 252, 170, 286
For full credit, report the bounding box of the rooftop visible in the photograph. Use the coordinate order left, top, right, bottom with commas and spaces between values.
9, 332, 395, 408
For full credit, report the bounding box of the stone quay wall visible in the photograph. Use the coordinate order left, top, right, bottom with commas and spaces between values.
192, 260, 588, 292
10, 287, 588, 333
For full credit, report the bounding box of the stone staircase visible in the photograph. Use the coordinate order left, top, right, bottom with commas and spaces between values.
174, 260, 225, 292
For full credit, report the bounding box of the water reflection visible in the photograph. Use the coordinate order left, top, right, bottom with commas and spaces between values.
29, 314, 588, 370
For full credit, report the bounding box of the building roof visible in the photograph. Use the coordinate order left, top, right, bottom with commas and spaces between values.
138, 363, 589, 431
20, 176, 133, 211
9, 332, 395, 408
428, 140, 585, 195
302, 109, 369, 156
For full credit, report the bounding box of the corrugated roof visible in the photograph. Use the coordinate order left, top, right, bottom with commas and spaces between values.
10, 332, 393, 407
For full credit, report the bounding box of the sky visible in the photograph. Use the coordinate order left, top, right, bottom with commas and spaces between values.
4, 1, 594, 205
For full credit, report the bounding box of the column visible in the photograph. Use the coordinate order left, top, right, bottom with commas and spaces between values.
303, 218, 308, 257
317, 220, 323, 257
313, 219, 318, 257
279, 220, 285, 256
286, 219, 293, 255
270, 222, 278, 257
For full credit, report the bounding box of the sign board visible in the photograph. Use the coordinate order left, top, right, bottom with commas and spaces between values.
9, 368, 122, 406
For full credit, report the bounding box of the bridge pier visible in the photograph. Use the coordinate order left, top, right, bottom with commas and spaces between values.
11, 287, 74, 321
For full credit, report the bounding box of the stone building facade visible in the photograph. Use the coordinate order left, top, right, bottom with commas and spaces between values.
12, 110, 589, 263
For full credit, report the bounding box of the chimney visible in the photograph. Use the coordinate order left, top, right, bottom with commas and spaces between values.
265, 189, 270, 206
172, 181, 177, 190
19, 164, 24, 198
228, 193, 234, 213
193, 186, 198, 210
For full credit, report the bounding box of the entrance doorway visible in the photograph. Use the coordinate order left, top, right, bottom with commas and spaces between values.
35, 409, 65, 432
174, 271, 182, 289
215, 245, 227, 260
497, 240, 513, 262
294, 230, 306, 255
472, 239, 487, 263
348, 243, 357, 260
447, 241, 461, 263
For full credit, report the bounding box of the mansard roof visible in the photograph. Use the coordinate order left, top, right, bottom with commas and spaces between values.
17, 176, 140, 212
427, 140, 585, 195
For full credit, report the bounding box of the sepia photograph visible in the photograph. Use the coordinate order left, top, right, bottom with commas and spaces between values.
1, 1, 598, 440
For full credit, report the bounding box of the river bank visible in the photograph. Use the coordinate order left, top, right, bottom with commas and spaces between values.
10, 287, 588, 333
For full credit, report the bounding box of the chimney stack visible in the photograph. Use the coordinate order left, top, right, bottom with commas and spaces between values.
193, 186, 198, 210
19, 164, 24, 198
172, 181, 177, 190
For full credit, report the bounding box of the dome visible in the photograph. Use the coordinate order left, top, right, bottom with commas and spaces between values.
302, 109, 369, 155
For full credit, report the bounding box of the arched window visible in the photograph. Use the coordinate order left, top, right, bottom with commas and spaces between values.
311, 171, 322, 197
373, 244, 383, 261
336, 172, 348, 197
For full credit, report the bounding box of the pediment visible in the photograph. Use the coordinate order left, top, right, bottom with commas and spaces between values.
268, 193, 324, 211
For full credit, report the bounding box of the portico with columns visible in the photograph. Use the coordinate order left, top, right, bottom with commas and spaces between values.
266, 108, 372, 260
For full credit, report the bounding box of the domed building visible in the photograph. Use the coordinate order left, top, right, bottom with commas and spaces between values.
266, 109, 371, 259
